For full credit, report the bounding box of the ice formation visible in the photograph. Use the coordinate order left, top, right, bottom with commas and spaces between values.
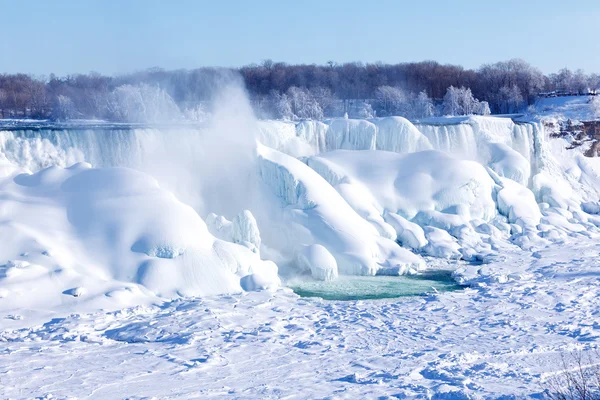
296, 244, 338, 281
0, 158, 279, 314
2, 111, 600, 310
257, 143, 424, 276
206, 210, 262, 254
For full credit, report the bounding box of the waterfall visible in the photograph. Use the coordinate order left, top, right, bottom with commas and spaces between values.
0, 116, 544, 212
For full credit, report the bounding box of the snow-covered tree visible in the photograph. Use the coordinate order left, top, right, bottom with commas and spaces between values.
443, 86, 464, 115
498, 85, 523, 114
310, 87, 337, 116
459, 87, 477, 115
373, 86, 411, 116
477, 101, 491, 116
286, 86, 323, 120
443, 86, 487, 116
412, 90, 435, 119
354, 101, 374, 119
269, 90, 293, 120
53, 95, 76, 120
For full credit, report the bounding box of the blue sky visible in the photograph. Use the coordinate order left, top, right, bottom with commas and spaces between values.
1, 0, 599, 76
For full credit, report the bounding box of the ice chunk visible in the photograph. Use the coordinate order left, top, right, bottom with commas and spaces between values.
297, 244, 338, 281
422, 227, 461, 259
232, 210, 261, 253
383, 212, 427, 249
487, 142, 531, 186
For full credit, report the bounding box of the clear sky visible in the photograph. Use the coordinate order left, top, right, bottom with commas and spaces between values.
1, 0, 599, 76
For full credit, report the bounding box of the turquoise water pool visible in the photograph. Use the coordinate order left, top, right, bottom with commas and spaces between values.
288, 270, 462, 301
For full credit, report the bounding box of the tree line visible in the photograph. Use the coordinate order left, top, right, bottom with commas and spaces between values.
0, 60, 599, 122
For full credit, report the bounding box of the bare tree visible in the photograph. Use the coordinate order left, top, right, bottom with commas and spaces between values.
543, 350, 600, 400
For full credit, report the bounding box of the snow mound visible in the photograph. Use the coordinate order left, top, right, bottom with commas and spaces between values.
422, 227, 462, 259
0, 161, 279, 313
383, 212, 428, 249
308, 150, 497, 223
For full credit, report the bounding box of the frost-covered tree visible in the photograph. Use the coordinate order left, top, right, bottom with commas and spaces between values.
373, 86, 411, 116
552, 68, 575, 92
310, 87, 337, 116
572, 69, 591, 94
477, 101, 491, 116
412, 90, 435, 118
354, 101, 374, 119
269, 90, 293, 120
590, 74, 600, 92
286, 86, 323, 120
53, 95, 76, 120
442, 86, 463, 115
443, 86, 487, 116
459, 87, 477, 115
498, 84, 523, 114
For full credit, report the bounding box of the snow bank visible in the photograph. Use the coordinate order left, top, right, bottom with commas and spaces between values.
487, 142, 531, 186
304, 149, 507, 259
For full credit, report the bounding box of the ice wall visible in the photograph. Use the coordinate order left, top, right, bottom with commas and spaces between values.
255, 117, 432, 156
256, 116, 535, 173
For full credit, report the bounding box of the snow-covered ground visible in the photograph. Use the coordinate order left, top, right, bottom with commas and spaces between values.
2, 238, 600, 399
1, 89, 600, 398
530, 95, 600, 122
